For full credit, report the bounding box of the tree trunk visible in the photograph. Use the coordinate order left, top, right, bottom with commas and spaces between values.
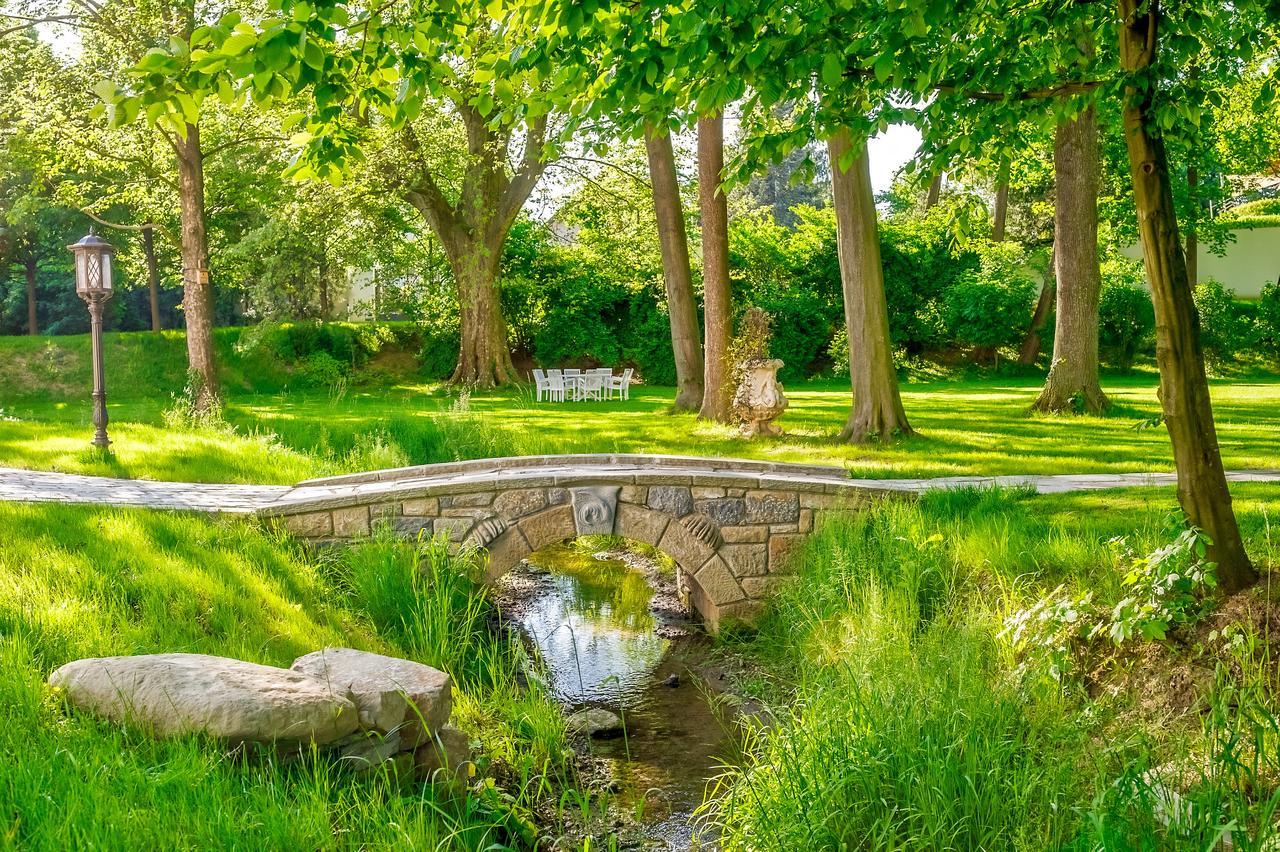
925, 172, 943, 209
828, 129, 913, 442
1118, 0, 1254, 592
1186, 164, 1198, 286
1033, 106, 1108, 414
448, 242, 515, 386
993, 161, 1010, 242
697, 112, 733, 422
644, 124, 705, 411
173, 123, 220, 414
24, 247, 37, 336
318, 258, 331, 320
1017, 281, 1055, 365
142, 225, 162, 332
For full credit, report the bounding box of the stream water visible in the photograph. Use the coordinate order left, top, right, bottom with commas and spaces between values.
497, 541, 735, 849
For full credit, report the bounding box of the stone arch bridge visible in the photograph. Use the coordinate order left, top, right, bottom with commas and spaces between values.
266, 455, 886, 630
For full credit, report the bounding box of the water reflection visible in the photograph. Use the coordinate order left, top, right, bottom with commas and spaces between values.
509, 542, 730, 848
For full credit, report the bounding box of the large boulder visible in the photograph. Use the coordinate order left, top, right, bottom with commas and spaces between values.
291, 648, 451, 746
413, 725, 473, 784
48, 654, 359, 745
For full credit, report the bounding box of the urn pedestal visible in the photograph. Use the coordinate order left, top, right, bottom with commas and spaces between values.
732, 359, 788, 437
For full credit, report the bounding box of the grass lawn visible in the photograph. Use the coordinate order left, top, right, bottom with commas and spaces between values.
1, 374, 1278, 484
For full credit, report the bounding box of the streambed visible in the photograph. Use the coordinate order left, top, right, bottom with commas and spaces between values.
495, 541, 742, 849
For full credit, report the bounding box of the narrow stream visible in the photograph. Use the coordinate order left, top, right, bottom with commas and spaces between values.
497, 541, 735, 849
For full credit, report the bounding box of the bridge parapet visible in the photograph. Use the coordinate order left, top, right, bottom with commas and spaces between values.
265, 455, 888, 629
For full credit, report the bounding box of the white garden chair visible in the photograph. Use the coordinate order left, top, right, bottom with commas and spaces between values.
580, 371, 607, 401
541, 369, 566, 402
533, 369, 549, 402
563, 368, 583, 400
607, 368, 634, 400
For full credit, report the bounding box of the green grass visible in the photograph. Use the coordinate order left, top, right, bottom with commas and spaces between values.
1, 374, 1278, 484
709, 483, 1280, 849
0, 503, 574, 850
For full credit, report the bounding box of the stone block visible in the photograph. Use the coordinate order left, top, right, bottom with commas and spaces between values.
691, 486, 726, 499
547, 488, 570, 505
742, 575, 797, 598
414, 725, 472, 785
726, 487, 747, 498
284, 511, 332, 538
619, 485, 648, 504
615, 503, 670, 547
492, 489, 548, 519
716, 599, 765, 627
441, 507, 492, 520
768, 534, 804, 573
370, 502, 400, 522
745, 490, 800, 524
401, 498, 439, 517
482, 527, 532, 581
433, 516, 473, 542
659, 521, 717, 570
720, 543, 768, 577
392, 517, 433, 539
517, 504, 575, 552
648, 485, 693, 517
332, 506, 370, 537
693, 555, 746, 606
799, 492, 839, 510
799, 508, 814, 533
441, 492, 494, 508
720, 524, 769, 544
770, 523, 799, 534
694, 497, 746, 527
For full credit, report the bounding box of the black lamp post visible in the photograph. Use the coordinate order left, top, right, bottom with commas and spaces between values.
69, 230, 115, 449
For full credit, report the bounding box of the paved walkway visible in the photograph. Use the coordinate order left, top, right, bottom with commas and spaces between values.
0, 460, 1276, 516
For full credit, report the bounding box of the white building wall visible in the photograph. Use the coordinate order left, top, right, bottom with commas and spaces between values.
1123, 225, 1279, 298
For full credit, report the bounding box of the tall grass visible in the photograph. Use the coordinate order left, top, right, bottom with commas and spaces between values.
0, 504, 574, 850
710, 489, 1280, 850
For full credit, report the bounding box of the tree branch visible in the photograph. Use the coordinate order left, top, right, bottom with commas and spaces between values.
80, 209, 179, 247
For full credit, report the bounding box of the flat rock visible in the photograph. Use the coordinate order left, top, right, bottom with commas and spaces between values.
48, 654, 359, 745
566, 707, 624, 739
291, 647, 451, 745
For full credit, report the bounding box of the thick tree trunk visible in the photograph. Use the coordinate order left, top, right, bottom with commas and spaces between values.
1118, 0, 1254, 592
24, 249, 37, 336
697, 113, 733, 422
644, 124, 705, 411
142, 225, 162, 332
1017, 282, 1055, 365
173, 123, 220, 414
1186, 164, 1198, 286
447, 243, 515, 387
828, 129, 913, 442
925, 172, 943, 209
1033, 106, 1108, 414
993, 161, 1010, 242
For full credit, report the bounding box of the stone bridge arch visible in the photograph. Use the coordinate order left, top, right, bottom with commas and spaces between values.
267, 455, 876, 630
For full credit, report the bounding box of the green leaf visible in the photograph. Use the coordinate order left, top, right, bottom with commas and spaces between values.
222, 32, 258, 56
874, 53, 893, 84
821, 52, 843, 87
302, 39, 326, 70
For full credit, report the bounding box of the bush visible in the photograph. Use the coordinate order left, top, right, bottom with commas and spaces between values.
941, 242, 1037, 352
298, 351, 348, 387
1256, 281, 1280, 366
1193, 279, 1252, 367
1099, 258, 1155, 370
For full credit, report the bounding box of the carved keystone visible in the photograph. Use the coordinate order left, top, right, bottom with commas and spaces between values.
466, 516, 509, 548
571, 486, 620, 536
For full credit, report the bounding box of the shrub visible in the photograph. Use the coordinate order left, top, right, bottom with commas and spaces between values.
298, 350, 348, 387
1193, 279, 1251, 367
1256, 281, 1280, 366
1099, 258, 1155, 370
941, 242, 1037, 352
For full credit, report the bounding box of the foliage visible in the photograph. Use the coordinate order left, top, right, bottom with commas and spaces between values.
941, 242, 1037, 351
1255, 281, 1280, 366
1193, 279, 1253, 368
1098, 257, 1156, 371
1107, 526, 1218, 643
724, 306, 775, 387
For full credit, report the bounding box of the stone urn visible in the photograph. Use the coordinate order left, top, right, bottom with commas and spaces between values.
732, 358, 788, 437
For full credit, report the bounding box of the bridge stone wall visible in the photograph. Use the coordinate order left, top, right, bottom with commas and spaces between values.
265, 455, 882, 630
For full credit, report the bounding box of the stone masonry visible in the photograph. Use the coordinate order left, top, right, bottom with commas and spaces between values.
262, 454, 880, 630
